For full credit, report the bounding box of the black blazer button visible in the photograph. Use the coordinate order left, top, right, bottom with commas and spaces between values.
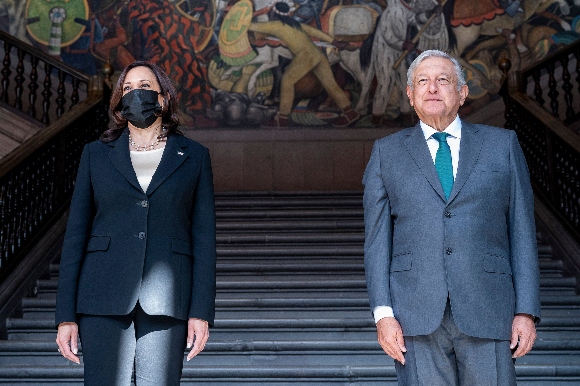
446, 248, 453, 255
138, 232, 146, 239
445, 211, 452, 218
141, 200, 149, 208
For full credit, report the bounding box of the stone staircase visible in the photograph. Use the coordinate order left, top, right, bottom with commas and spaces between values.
0, 105, 44, 159
0, 192, 579, 385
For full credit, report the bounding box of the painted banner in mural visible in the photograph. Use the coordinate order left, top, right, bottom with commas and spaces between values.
1, 0, 579, 127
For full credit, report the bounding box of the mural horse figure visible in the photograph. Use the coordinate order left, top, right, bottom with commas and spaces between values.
363, 0, 448, 123
216, 0, 449, 122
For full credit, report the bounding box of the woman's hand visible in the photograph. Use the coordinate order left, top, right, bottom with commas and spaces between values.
56, 322, 80, 364
186, 318, 209, 361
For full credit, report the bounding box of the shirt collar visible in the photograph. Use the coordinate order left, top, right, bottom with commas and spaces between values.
421, 115, 462, 141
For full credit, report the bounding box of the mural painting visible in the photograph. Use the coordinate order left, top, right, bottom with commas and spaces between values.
0, 0, 579, 128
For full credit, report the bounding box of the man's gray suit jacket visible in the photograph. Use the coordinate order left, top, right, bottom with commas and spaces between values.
363, 121, 541, 341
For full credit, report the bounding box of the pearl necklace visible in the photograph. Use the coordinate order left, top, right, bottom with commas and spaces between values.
129, 130, 167, 151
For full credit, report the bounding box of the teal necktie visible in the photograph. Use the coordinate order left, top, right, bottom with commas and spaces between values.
432, 132, 454, 200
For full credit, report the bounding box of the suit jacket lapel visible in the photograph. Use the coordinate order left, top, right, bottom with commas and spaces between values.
404, 124, 447, 201
108, 131, 143, 193
448, 122, 483, 202
146, 134, 189, 195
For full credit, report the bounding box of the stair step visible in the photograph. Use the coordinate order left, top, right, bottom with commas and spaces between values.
216, 209, 364, 220
8, 316, 580, 342
1, 339, 579, 366
33, 278, 580, 300
216, 233, 364, 244
50, 260, 366, 277
0, 108, 43, 140
0, 364, 577, 386
2, 191, 579, 385
0, 133, 20, 158
215, 246, 364, 256
0, 365, 395, 386
537, 244, 552, 256
19, 296, 580, 318
0, 105, 45, 160
214, 196, 363, 208
216, 220, 365, 231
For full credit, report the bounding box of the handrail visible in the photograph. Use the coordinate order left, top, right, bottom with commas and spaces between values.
499, 50, 580, 243
0, 29, 88, 81
0, 89, 108, 283
0, 29, 90, 125
0, 78, 103, 179
0, 26, 110, 283
513, 39, 580, 126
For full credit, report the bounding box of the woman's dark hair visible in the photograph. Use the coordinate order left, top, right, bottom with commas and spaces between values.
101, 61, 181, 142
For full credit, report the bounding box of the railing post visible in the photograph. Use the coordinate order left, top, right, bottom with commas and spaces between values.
561, 55, 575, 122
1, 42, 11, 104
53, 130, 66, 213
88, 75, 104, 99
547, 61, 560, 117
499, 43, 580, 242
498, 58, 514, 130
0, 28, 102, 284
544, 130, 559, 207
56, 70, 66, 118
41, 62, 52, 125
14, 48, 25, 111
28, 57, 39, 119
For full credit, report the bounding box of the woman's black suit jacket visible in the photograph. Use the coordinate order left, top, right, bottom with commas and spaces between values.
55, 132, 217, 326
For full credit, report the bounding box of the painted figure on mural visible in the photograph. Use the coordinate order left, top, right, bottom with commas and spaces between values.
448, 0, 576, 57
0, 0, 29, 43
1, 0, 580, 128
59, 15, 104, 76
367, 0, 446, 126
90, 1, 135, 71
247, 1, 360, 127
211, 0, 361, 127
445, 0, 580, 103
4, 0, 214, 124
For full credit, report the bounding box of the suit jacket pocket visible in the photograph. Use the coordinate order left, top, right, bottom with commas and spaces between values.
172, 238, 193, 257
390, 251, 412, 272
86, 236, 110, 252
484, 253, 512, 275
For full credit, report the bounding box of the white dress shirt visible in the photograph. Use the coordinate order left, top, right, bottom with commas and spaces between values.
373, 116, 462, 324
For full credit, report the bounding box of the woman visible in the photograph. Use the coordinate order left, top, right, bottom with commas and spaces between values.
55, 61, 217, 385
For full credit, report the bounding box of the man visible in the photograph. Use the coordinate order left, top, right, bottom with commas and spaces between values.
363, 50, 540, 385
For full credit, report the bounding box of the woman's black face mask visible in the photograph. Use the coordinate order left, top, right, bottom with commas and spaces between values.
120, 89, 161, 129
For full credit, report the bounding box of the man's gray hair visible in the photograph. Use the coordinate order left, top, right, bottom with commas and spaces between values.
406, 50, 466, 91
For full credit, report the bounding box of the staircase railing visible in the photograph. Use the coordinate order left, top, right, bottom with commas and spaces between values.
0, 29, 92, 125
0, 31, 109, 284
500, 42, 580, 271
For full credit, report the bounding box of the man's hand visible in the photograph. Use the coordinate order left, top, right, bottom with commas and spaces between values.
186, 318, 209, 361
511, 314, 536, 358
56, 322, 80, 364
376, 317, 407, 364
